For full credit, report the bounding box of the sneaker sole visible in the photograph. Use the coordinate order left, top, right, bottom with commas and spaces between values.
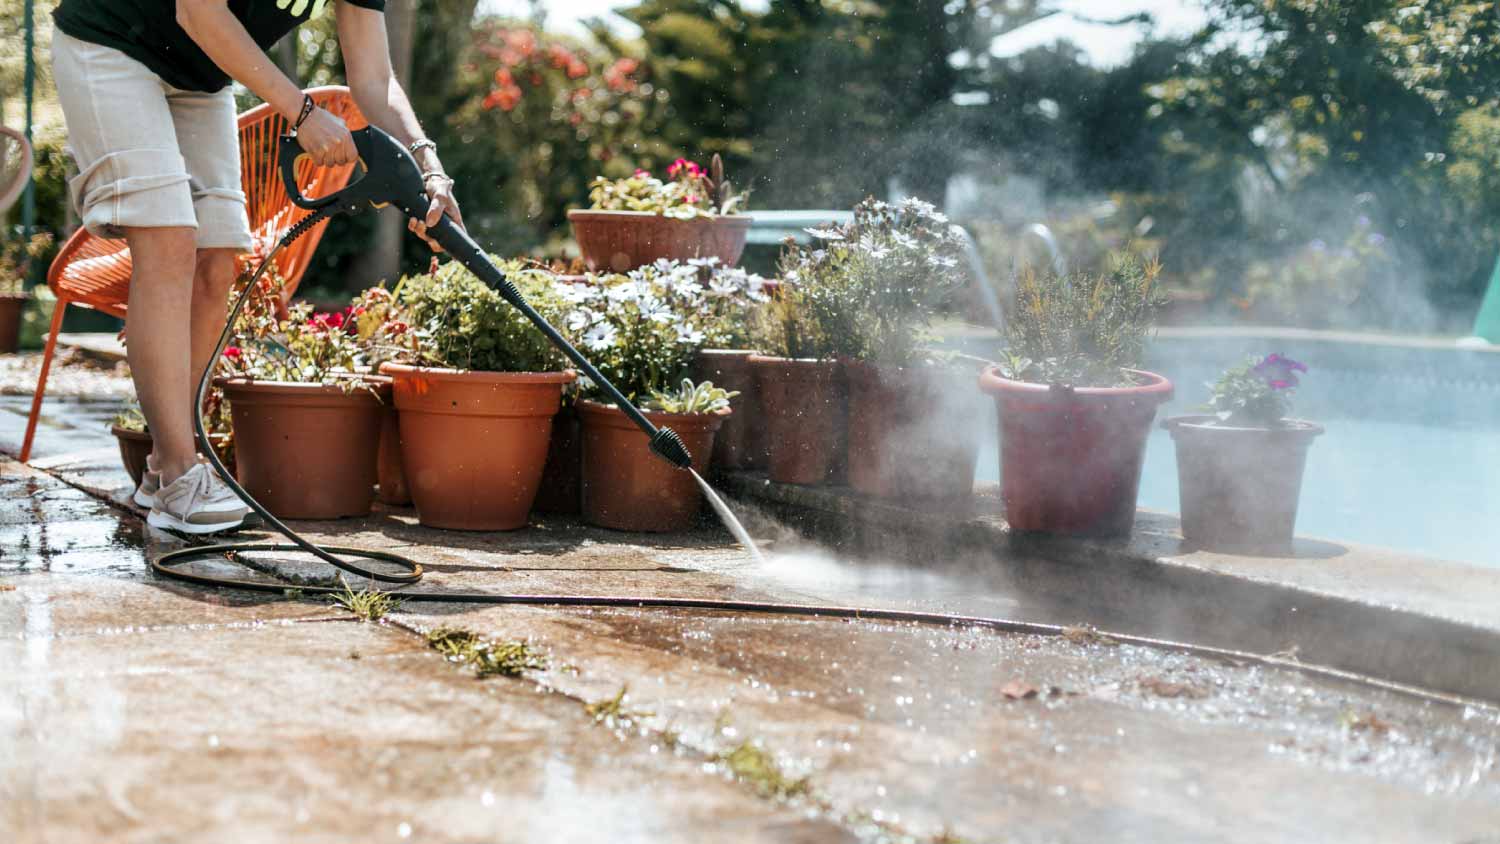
147, 509, 246, 535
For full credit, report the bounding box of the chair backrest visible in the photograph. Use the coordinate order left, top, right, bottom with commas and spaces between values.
47, 86, 364, 318
0, 125, 33, 216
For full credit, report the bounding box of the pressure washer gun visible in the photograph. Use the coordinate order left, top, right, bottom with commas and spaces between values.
277, 125, 693, 470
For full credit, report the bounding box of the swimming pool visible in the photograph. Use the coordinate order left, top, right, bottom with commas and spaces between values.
974, 329, 1500, 567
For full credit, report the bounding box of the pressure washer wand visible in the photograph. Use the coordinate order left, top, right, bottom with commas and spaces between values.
277, 126, 692, 470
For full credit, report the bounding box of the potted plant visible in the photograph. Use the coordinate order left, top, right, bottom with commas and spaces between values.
218, 299, 389, 520
786, 198, 984, 501
1164, 354, 1322, 552
110, 403, 153, 488
380, 260, 576, 531
562, 266, 729, 531
678, 258, 772, 471
348, 283, 416, 506
569, 155, 751, 273
977, 255, 1172, 536
0, 233, 51, 354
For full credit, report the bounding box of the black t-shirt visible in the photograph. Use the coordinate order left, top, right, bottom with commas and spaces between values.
54, 0, 386, 93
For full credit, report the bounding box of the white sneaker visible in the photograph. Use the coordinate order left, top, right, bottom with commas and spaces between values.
148, 464, 250, 535
132, 469, 160, 508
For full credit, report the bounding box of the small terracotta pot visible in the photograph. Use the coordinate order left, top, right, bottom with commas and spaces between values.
578, 400, 725, 532
111, 425, 152, 488
750, 355, 847, 485
978, 367, 1173, 537
692, 349, 768, 471
568, 209, 752, 273
1164, 415, 1323, 553
533, 402, 583, 514
218, 378, 389, 520
376, 404, 411, 506
0, 293, 27, 354
845, 360, 983, 501
382, 363, 574, 531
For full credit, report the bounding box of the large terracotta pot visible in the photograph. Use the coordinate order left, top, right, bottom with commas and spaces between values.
218, 378, 389, 520
381, 363, 574, 531
376, 404, 411, 506
750, 355, 847, 485
1164, 415, 1323, 553
533, 402, 582, 514
0, 293, 27, 354
111, 425, 152, 488
692, 349, 768, 471
578, 400, 725, 532
567, 209, 752, 273
845, 360, 983, 501
978, 367, 1173, 537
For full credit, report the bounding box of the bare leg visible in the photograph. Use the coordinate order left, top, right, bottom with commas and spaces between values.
124, 227, 199, 486
190, 248, 239, 396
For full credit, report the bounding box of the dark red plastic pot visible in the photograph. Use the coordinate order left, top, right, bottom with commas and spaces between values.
693, 349, 768, 471
0, 294, 26, 353
845, 360, 982, 501
750, 355, 847, 486
1164, 415, 1323, 553
578, 400, 725, 532
533, 402, 582, 514
218, 378, 389, 520
978, 366, 1173, 537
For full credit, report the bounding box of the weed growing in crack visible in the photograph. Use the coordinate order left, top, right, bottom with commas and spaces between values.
330, 578, 401, 621
585, 685, 654, 728
425, 626, 547, 678
719, 741, 810, 799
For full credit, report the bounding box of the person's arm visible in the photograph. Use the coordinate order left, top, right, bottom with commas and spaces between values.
336, 1, 464, 241
175, 0, 356, 167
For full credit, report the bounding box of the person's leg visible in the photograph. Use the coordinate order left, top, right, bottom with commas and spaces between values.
123, 227, 200, 484
190, 248, 239, 388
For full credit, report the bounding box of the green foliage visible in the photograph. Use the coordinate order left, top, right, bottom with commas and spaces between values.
0, 231, 52, 295
998, 253, 1166, 388
330, 579, 402, 622
425, 626, 547, 678
775, 197, 967, 366
224, 302, 366, 386
588, 154, 746, 218
1203, 354, 1307, 427
398, 258, 568, 373
646, 379, 737, 415
719, 741, 810, 800
111, 402, 148, 433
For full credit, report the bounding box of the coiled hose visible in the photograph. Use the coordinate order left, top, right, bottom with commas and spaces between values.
147, 217, 1488, 712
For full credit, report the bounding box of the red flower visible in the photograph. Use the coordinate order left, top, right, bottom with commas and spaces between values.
566, 59, 589, 80
223, 346, 243, 361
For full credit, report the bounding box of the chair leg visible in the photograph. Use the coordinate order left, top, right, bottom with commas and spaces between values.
19, 300, 70, 464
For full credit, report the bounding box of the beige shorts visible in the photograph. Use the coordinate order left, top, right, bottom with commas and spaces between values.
50, 30, 252, 250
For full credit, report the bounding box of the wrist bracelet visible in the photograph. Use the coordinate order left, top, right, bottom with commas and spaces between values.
292, 94, 315, 132
422, 171, 453, 184
409, 139, 437, 157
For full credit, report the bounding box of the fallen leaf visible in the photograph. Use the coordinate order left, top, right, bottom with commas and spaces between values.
1341, 711, 1392, 735
1139, 676, 1209, 699
1000, 680, 1040, 700
0, 584, 15, 592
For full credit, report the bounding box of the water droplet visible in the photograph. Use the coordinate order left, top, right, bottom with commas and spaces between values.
481, 791, 494, 807
397, 822, 412, 839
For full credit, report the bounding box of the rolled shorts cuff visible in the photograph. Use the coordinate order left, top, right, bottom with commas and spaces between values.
193, 189, 254, 250
70, 147, 197, 238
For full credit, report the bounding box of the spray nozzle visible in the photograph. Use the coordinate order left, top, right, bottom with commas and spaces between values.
649, 428, 694, 470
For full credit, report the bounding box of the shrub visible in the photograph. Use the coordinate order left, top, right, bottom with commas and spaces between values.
998, 252, 1166, 388
397, 258, 569, 373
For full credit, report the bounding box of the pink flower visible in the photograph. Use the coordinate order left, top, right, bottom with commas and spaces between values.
634, 168, 651, 178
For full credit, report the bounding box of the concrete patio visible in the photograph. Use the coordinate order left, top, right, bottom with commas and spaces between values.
4, 353, 1500, 843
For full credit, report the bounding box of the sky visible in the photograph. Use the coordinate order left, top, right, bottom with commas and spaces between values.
478, 0, 1208, 65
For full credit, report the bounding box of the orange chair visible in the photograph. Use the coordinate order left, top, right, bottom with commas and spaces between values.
21, 86, 366, 463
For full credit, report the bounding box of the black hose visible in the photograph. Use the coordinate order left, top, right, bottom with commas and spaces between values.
147, 218, 1494, 714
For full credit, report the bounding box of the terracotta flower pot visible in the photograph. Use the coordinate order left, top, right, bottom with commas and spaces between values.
978, 367, 1173, 537
750, 355, 847, 485
533, 402, 583, 514
376, 404, 411, 506
692, 349, 768, 471
0, 293, 28, 354
382, 363, 574, 531
845, 360, 983, 501
1164, 415, 1323, 553
218, 378, 389, 520
567, 209, 752, 273
578, 399, 725, 532
110, 425, 152, 488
